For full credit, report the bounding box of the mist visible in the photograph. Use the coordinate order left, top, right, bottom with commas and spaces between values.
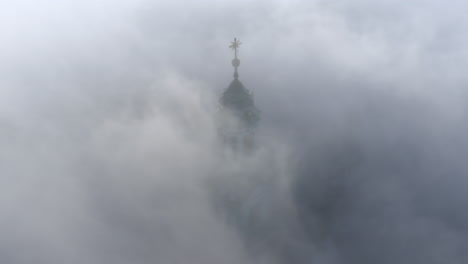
2, 0, 468, 263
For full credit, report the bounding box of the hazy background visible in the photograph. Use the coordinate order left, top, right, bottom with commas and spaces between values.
2, 0, 468, 263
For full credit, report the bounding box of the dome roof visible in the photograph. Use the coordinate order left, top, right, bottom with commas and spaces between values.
220, 78, 255, 111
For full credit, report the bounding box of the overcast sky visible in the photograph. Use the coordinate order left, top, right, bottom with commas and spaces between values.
1, 1, 468, 263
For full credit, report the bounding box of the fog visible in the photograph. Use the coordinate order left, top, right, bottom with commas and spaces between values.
2, 0, 468, 263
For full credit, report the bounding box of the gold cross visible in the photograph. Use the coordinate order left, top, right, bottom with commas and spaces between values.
229, 38, 242, 58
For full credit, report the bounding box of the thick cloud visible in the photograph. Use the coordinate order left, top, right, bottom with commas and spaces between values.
2, 0, 468, 263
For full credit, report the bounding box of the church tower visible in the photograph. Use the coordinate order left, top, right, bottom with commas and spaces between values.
218, 38, 260, 153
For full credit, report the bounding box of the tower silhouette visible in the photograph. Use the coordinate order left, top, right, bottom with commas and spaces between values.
218, 38, 260, 154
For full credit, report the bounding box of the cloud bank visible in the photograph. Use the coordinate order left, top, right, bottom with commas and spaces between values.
2, 0, 468, 263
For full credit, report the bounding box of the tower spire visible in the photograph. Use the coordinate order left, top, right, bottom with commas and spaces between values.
220, 38, 259, 154
229, 38, 242, 79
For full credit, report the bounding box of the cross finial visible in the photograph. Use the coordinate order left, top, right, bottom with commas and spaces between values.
229, 38, 242, 59
230, 38, 241, 78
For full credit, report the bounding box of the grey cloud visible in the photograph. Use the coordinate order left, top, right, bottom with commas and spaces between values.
2, 0, 468, 263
